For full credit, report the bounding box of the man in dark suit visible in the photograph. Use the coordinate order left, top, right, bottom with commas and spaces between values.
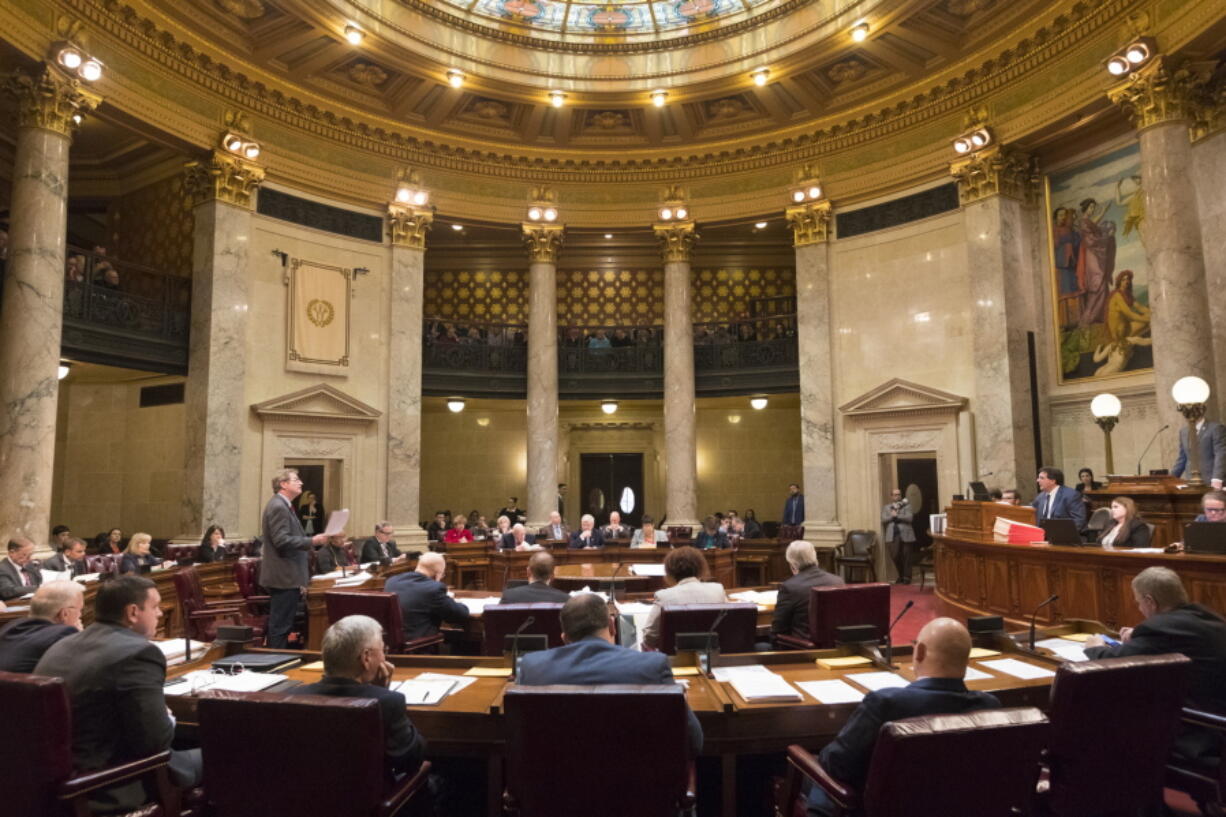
1031, 466, 1087, 530
0, 537, 43, 600
426, 511, 449, 543
360, 521, 403, 563
1084, 567, 1226, 765
500, 523, 538, 551
44, 536, 89, 577
538, 511, 570, 543
500, 552, 569, 604
0, 580, 83, 672
385, 551, 470, 641
600, 511, 632, 541
1174, 419, 1226, 490
287, 614, 425, 776
314, 541, 355, 574
783, 483, 805, 526
34, 576, 202, 812
806, 618, 1000, 816
771, 540, 845, 642
261, 468, 338, 648
568, 514, 605, 550
518, 593, 702, 756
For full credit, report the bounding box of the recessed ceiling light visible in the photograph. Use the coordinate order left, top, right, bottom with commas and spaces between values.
604, 233, 613, 239
751, 67, 770, 87
451, 224, 463, 231
851, 22, 870, 42
650, 89, 668, 107
755, 221, 768, 229
344, 25, 363, 45
447, 69, 465, 89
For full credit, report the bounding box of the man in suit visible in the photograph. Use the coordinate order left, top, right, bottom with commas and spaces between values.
783, 482, 805, 527
1173, 418, 1226, 489
44, 536, 89, 577
771, 540, 845, 643
261, 468, 338, 648
385, 551, 470, 642
287, 614, 425, 777
806, 618, 1000, 816
34, 576, 203, 812
500, 552, 570, 604
882, 489, 916, 584
539, 511, 570, 543
557, 483, 568, 524
600, 511, 632, 541
500, 523, 538, 551
518, 593, 703, 756
314, 541, 354, 574
1031, 466, 1087, 530
641, 546, 727, 650
426, 511, 449, 543
0, 580, 83, 672
568, 514, 605, 550
0, 537, 43, 601
360, 521, 402, 563
1084, 567, 1226, 765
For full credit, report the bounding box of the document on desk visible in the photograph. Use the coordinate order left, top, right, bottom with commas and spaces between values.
630, 563, 666, 577
727, 671, 803, 703
845, 671, 910, 693
41, 569, 70, 584
979, 658, 1056, 680
962, 666, 993, 682
152, 639, 211, 666
711, 664, 774, 683
332, 571, 372, 587
728, 590, 778, 606
1035, 638, 1090, 662
396, 678, 459, 705
796, 679, 866, 704
456, 596, 500, 615
164, 670, 288, 695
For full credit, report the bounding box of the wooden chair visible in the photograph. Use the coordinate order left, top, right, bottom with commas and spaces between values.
657, 603, 758, 655
776, 583, 891, 651
835, 530, 878, 583
914, 545, 935, 591
323, 590, 443, 654
777, 524, 805, 542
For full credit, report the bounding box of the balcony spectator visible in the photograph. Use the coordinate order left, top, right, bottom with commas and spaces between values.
511, 328, 527, 346
737, 322, 756, 342
487, 326, 506, 346
462, 326, 483, 345
587, 329, 612, 349
611, 328, 633, 347
563, 326, 585, 347
437, 322, 461, 343
65, 253, 86, 283
93, 247, 119, 290
694, 325, 715, 345
634, 328, 656, 346
498, 498, 526, 526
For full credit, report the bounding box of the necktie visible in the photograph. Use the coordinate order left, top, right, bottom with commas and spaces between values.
1045, 493, 1053, 519
21, 568, 31, 586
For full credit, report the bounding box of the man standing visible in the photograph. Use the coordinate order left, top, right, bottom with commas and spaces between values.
385, 552, 470, 642
1173, 418, 1226, 489
882, 489, 916, 585
500, 552, 570, 604
568, 514, 605, 550
0, 538, 43, 601
557, 483, 568, 524
0, 580, 84, 672
360, 521, 402, 563
1030, 466, 1087, 529
261, 468, 339, 648
771, 541, 845, 643
45, 536, 89, 577
783, 483, 805, 527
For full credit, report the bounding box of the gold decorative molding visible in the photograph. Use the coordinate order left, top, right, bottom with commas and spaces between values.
183, 148, 265, 209
3, 64, 101, 137
1107, 57, 1218, 133
1191, 75, 1226, 142
949, 145, 1037, 206
388, 204, 433, 249
786, 200, 833, 246
653, 221, 698, 263
522, 223, 565, 263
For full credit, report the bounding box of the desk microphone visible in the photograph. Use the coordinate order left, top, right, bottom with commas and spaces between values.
1138, 425, 1170, 475
510, 616, 535, 678
884, 600, 914, 667
699, 608, 730, 675
1028, 594, 1060, 652
605, 563, 623, 604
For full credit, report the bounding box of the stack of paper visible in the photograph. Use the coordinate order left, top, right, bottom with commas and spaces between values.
979, 658, 1056, 680
728, 590, 778, 606
332, 571, 372, 587
845, 671, 910, 692
569, 587, 609, 601
40, 569, 70, 584
815, 655, 873, 670
796, 679, 865, 704
630, 564, 666, 577
151, 639, 211, 666
614, 601, 655, 616
713, 664, 803, 703
1035, 638, 1090, 662
993, 516, 1045, 544
165, 670, 287, 695
456, 596, 500, 615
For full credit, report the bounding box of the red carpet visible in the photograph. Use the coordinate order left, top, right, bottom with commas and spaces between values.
890, 582, 940, 644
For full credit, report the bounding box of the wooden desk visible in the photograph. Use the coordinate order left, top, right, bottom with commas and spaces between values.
1086, 474, 1208, 547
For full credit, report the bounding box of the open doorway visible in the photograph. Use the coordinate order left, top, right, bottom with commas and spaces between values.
285, 458, 342, 531
579, 453, 645, 527
879, 453, 939, 550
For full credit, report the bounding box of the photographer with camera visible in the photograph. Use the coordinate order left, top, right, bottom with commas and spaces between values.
882, 488, 916, 585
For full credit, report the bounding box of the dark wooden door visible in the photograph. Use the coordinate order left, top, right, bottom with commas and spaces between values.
579, 453, 645, 527
896, 457, 939, 549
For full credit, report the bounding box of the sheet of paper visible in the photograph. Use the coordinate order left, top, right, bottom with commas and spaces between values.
464, 666, 512, 677
796, 679, 866, 704
728, 590, 778, 606
615, 601, 655, 615
569, 587, 608, 601
846, 671, 910, 692
712, 664, 775, 683
671, 666, 701, 677
414, 671, 478, 693
1035, 638, 1089, 662
674, 678, 690, 690
165, 670, 287, 695
979, 658, 1056, 680
962, 666, 993, 681
967, 647, 1000, 659
41, 569, 70, 584
728, 672, 802, 702
456, 597, 500, 615
630, 563, 666, 577
396, 678, 459, 705
332, 572, 371, 587
300, 661, 326, 672
74, 573, 101, 584
322, 509, 350, 537
816, 655, 873, 669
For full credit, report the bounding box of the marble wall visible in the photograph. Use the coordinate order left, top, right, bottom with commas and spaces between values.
695, 400, 802, 521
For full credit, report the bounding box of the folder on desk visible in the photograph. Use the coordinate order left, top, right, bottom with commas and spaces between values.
816, 655, 873, 670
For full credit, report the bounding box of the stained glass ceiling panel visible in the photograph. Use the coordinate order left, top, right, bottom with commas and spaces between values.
441, 0, 774, 35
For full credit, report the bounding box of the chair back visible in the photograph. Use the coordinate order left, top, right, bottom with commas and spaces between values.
324, 590, 406, 652
481, 603, 564, 656
173, 566, 215, 640
778, 524, 804, 542
199, 692, 386, 817
0, 671, 74, 817
165, 544, 199, 562
807, 583, 891, 649
860, 707, 1049, 817
233, 558, 262, 597
85, 553, 119, 574
658, 603, 758, 655
1044, 653, 1191, 815
1086, 507, 1111, 531
505, 685, 690, 817
667, 526, 692, 541
844, 530, 878, 557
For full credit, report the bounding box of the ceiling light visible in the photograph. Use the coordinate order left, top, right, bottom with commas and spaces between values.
243, 142, 260, 159
675, 207, 688, 219
650, 89, 668, 107
476, 417, 491, 427
728, 414, 742, 424
57, 47, 82, 70
447, 69, 465, 89
851, 22, 870, 42
224, 133, 245, 154
71, 113, 83, 125
344, 25, 364, 45
451, 224, 464, 231
395, 187, 412, 203
1106, 56, 1130, 76
543, 208, 558, 222
549, 90, 566, 108
604, 233, 613, 239
750, 396, 768, 410
601, 400, 619, 415
806, 186, 821, 199
1125, 42, 1150, 64
791, 190, 805, 203
970, 129, 989, 148
659, 207, 673, 220
412, 191, 428, 206
447, 398, 466, 412
79, 59, 103, 82
953, 137, 971, 154
751, 67, 770, 87
57, 361, 72, 380
527, 206, 542, 221
754, 221, 768, 229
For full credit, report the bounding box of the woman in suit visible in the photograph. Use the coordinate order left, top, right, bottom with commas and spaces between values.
641, 546, 727, 650
119, 533, 165, 574
630, 515, 669, 548
198, 525, 225, 563
298, 491, 325, 535
1096, 497, 1151, 549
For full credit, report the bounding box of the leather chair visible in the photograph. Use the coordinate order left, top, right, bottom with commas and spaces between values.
231, 559, 270, 632
1037, 653, 1192, 816
1166, 707, 1226, 817
0, 670, 181, 817
165, 544, 199, 562
835, 530, 879, 583
85, 553, 119, 575
657, 602, 758, 655
778, 524, 805, 542
198, 691, 431, 817
323, 590, 443, 654
173, 566, 262, 642
776, 583, 891, 650
481, 603, 564, 656
783, 707, 1049, 817
503, 685, 695, 817
1086, 507, 1111, 532
667, 526, 693, 542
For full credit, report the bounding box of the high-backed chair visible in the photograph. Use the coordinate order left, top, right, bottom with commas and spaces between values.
657, 603, 758, 655
914, 546, 935, 591
1037, 653, 1192, 816
776, 583, 891, 650
199, 691, 431, 817
1166, 707, 1226, 817
481, 603, 564, 656
174, 565, 261, 642
1086, 507, 1111, 533
504, 685, 695, 817
835, 530, 879, 583
323, 590, 443, 654
667, 526, 693, 542
0, 671, 181, 817
783, 708, 1049, 817
777, 524, 805, 542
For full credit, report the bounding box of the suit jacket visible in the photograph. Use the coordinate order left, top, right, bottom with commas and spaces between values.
881, 502, 916, 543
538, 524, 571, 542
771, 565, 846, 639
43, 552, 88, 577
1031, 484, 1088, 529
313, 544, 353, 574
641, 578, 728, 650
600, 524, 632, 541
119, 553, 159, 575
34, 623, 176, 812
196, 543, 218, 564
260, 493, 314, 589
287, 676, 425, 776
1174, 420, 1226, 483
500, 532, 538, 551
630, 528, 669, 547
384, 570, 471, 641
1095, 517, 1152, 548
568, 529, 605, 550
517, 636, 703, 756
0, 617, 78, 673
0, 558, 43, 601
499, 581, 569, 604
783, 493, 805, 526
360, 536, 401, 563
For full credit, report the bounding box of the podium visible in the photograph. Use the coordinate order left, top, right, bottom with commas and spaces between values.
1086, 475, 1208, 548
945, 500, 1037, 542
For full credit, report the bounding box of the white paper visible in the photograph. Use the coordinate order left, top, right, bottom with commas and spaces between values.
1035, 638, 1089, 663
712, 664, 775, 683
396, 678, 459, 705
962, 666, 993, 681
74, 573, 102, 584
569, 587, 609, 601
414, 671, 478, 693
457, 597, 500, 615
796, 679, 866, 704
322, 509, 350, 537
728, 590, 778, 606
614, 602, 656, 616
332, 572, 372, 587
41, 569, 70, 584
846, 671, 910, 692
727, 671, 802, 702
152, 639, 211, 664
979, 658, 1056, 680
630, 563, 666, 577
165, 670, 287, 695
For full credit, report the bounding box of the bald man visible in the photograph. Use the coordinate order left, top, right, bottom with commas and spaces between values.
384, 552, 471, 642
806, 618, 1001, 816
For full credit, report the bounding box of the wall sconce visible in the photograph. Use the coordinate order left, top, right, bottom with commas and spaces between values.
1172, 376, 1211, 485
447, 69, 465, 89
850, 22, 870, 42
447, 398, 466, 413
650, 89, 668, 108
548, 90, 566, 108
58, 360, 72, 380
751, 67, 770, 87
54, 42, 103, 82
1090, 393, 1122, 478
222, 131, 260, 159
1105, 37, 1156, 77
344, 25, 364, 45
601, 400, 619, 415
789, 183, 822, 204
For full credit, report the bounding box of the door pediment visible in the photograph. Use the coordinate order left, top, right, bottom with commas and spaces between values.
839, 379, 967, 420
251, 384, 381, 425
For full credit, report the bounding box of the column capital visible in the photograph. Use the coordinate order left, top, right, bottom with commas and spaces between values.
522, 222, 565, 263
786, 200, 833, 246
949, 145, 1038, 206
1191, 76, 1226, 143
4, 64, 101, 137
653, 221, 698, 262
184, 149, 265, 209
1108, 57, 1218, 133
388, 204, 433, 249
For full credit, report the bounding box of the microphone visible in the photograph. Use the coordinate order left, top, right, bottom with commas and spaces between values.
510, 615, 535, 678
1028, 594, 1060, 652
884, 600, 915, 668
1137, 425, 1170, 475
698, 608, 730, 676
605, 563, 623, 604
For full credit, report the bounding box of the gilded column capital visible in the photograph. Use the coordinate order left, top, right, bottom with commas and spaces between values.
786, 200, 833, 246
522, 223, 565, 263
949, 145, 1038, 206
653, 221, 698, 263
388, 204, 433, 249
184, 149, 265, 209
1191, 76, 1226, 143
4, 64, 101, 137
1108, 57, 1218, 133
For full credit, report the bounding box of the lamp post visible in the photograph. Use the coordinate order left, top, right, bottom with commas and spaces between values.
1172, 376, 1212, 486
1090, 393, 1122, 480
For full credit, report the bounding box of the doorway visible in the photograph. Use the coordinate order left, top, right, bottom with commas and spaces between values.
884, 454, 939, 549
284, 458, 341, 530
579, 453, 644, 527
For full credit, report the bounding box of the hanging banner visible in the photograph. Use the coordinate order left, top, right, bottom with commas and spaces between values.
287, 258, 351, 376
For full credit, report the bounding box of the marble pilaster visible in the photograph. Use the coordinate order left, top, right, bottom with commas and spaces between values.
656, 222, 700, 529
523, 224, 564, 530
1191, 127, 1226, 416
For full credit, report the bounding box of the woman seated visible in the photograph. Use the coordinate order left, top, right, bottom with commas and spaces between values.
119, 533, 166, 574
1096, 496, 1151, 549
742, 510, 764, 539
469, 513, 491, 539
444, 514, 475, 544
198, 525, 225, 563
694, 515, 731, 550
641, 546, 727, 651
494, 515, 512, 539
630, 515, 669, 548
96, 527, 124, 555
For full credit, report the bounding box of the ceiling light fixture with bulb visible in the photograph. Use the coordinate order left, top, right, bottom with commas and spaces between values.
344, 25, 364, 45
1103, 37, 1156, 78
446, 398, 466, 413
221, 131, 261, 160
650, 89, 668, 107
54, 43, 104, 82
851, 22, 870, 42
750, 396, 768, 410
601, 400, 619, 415
549, 90, 566, 108
447, 69, 465, 88
751, 67, 770, 86
950, 126, 992, 156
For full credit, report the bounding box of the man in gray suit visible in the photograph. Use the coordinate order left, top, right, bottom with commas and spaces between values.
262, 468, 340, 648
44, 536, 89, 578
771, 540, 845, 642
0, 537, 43, 601
882, 488, 916, 584
1173, 419, 1226, 489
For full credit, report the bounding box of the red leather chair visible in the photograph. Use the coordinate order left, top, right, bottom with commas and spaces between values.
776, 583, 891, 650
198, 691, 431, 817
323, 590, 443, 654
173, 566, 264, 642
1167, 707, 1226, 817
657, 602, 758, 655
0, 670, 181, 817
233, 559, 266, 602
783, 707, 1049, 817
504, 685, 695, 817
1037, 653, 1192, 817
667, 526, 693, 542
164, 544, 199, 562
777, 524, 805, 542
481, 603, 564, 656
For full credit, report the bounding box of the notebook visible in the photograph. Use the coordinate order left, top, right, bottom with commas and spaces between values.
212, 652, 301, 673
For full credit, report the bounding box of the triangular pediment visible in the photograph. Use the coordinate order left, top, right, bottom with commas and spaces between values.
252, 384, 381, 424
839, 378, 966, 418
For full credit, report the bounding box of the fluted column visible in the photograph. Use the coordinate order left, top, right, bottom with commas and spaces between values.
522, 223, 564, 530
179, 148, 264, 539
0, 66, 99, 548
387, 204, 432, 544
785, 200, 843, 548
654, 221, 700, 529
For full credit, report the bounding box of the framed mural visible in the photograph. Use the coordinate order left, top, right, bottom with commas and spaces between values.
1046, 141, 1152, 383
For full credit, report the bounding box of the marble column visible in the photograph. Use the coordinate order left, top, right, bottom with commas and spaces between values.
654, 221, 700, 529
179, 149, 264, 539
1191, 99, 1226, 416
522, 223, 564, 530
785, 201, 843, 548
950, 145, 1040, 491
386, 205, 432, 545
0, 66, 99, 548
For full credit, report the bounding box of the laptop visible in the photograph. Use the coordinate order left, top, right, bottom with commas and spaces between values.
968, 481, 991, 502
1040, 518, 1084, 546
1184, 522, 1226, 554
